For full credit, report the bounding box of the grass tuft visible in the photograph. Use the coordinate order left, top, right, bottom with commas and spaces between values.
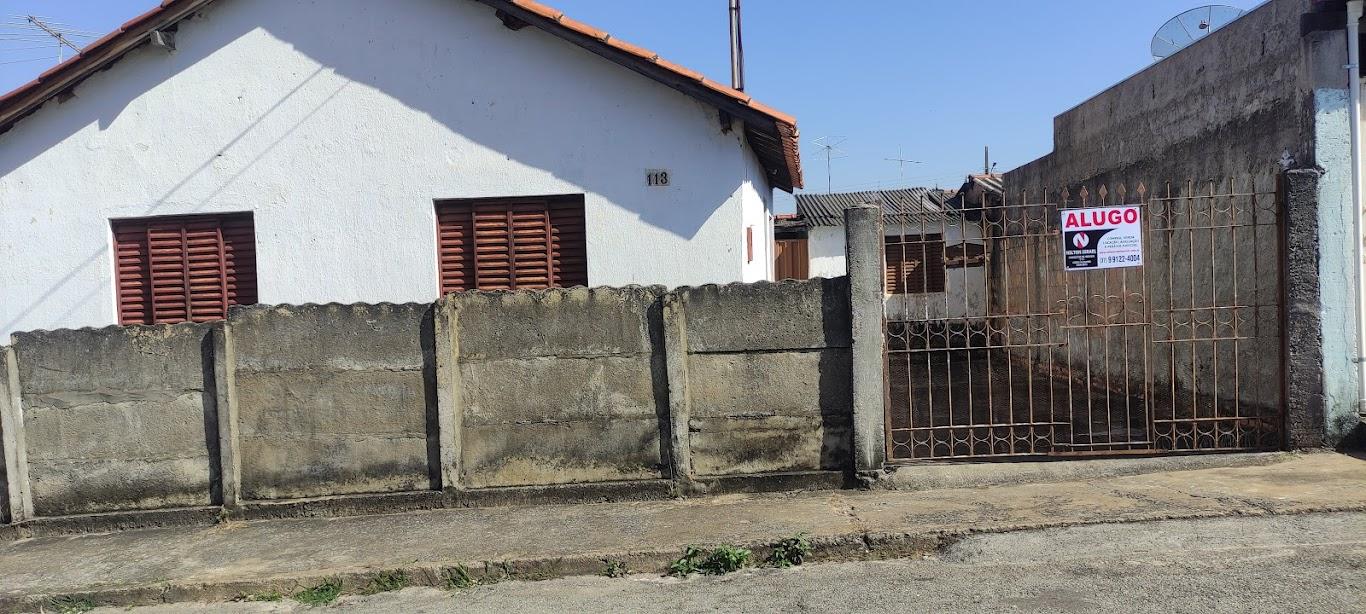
359, 570, 410, 595
47, 596, 96, 614
668, 544, 752, 577
293, 578, 343, 606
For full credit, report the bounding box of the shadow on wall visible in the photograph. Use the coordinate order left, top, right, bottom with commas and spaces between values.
0, 0, 745, 332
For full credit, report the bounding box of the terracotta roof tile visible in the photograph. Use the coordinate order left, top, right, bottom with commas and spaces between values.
607, 38, 659, 61
509, 0, 562, 21
556, 15, 609, 40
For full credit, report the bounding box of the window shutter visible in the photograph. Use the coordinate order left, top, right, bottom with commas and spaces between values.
507, 202, 552, 288
114, 222, 153, 326
438, 196, 587, 293
548, 199, 588, 287
472, 204, 514, 290
221, 216, 259, 308
437, 207, 476, 294
885, 235, 945, 295
113, 214, 257, 325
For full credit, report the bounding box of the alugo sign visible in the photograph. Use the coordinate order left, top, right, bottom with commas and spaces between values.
1061, 205, 1143, 271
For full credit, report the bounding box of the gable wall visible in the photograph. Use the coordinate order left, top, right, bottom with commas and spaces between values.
0, 0, 768, 338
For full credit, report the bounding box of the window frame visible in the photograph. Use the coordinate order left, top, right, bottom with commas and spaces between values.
434, 194, 588, 294
110, 212, 258, 326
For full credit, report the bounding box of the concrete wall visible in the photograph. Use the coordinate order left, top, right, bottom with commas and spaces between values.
231, 303, 437, 500
10, 325, 217, 516
1002, 0, 1359, 445
0, 0, 775, 341
679, 279, 852, 476
0, 275, 865, 523
448, 288, 667, 488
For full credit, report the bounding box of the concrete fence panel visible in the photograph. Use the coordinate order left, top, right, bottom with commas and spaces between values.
449, 287, 668, 489
10, 325, 218, 516
231, 304, 437, 500
679, 278, 853, 477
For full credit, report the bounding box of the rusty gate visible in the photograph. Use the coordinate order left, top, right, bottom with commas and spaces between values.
885, 178, 1285, 461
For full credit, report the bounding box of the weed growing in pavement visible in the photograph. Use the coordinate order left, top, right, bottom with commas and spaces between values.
293, 578, 343, 606
765, 534, 812, 568
236, 590, 283, 602
46, 596, 95, 614
443, 565, 479, 590
602, 559, 629, 578
360, 570, 410, 595
668, 544, 752, 577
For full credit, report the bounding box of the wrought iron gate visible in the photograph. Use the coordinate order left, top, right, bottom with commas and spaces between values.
885, 178, 1285, 461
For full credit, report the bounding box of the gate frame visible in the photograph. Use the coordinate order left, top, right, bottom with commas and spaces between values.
880, 174, 1290, 463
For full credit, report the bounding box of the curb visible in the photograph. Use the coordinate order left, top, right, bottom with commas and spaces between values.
6, 504, 1365, 613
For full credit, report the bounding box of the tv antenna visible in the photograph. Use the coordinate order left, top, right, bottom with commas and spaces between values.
1150, 5, 1245, 60
884, 147, 922, 184
811, 136, 847, 193
1, 15, 95, 66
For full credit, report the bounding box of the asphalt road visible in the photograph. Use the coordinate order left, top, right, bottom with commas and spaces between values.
101, 512, 1366, 614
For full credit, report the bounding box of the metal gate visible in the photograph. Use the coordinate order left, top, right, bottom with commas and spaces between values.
885, 178, 1285, 461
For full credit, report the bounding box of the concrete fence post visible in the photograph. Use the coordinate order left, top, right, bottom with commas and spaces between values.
845, 203, 887, 474
661, 292, 694, 488
1281, 168, 1329, 448
0, 345, 33, 522
434, 298, 463, 491
211, 325, 242, 508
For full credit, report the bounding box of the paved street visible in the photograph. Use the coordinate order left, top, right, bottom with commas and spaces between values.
105, 512, 1366, 614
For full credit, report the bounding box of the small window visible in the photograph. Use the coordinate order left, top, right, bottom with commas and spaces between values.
436, 196, 587, 293
112, 213, 258, 325
884, 235, 945, 295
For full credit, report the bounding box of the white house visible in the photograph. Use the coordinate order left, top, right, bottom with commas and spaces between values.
795, 188, 986, 321
0, 0, 802, 338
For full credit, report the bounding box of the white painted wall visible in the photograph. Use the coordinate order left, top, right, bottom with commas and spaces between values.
0, 0, 775, 338
807, 220, 987, 320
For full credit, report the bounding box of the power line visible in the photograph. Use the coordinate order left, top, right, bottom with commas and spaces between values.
25, 15, 80, 62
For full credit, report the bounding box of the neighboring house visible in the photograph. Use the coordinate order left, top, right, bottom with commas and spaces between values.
0, 0, 802, 339
945, 173, 1004, 216
795, 188, 986, 320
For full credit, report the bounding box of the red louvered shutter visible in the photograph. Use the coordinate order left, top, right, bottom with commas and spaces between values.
113, 221, 153, 325
437, 196, 587, 293
112, 214, 257, 325
437, 206, 476, 294
548, 199, 588, 288
473, 204, 514, 290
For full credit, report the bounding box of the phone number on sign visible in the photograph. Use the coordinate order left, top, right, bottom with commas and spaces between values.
1098, 254, 1141, 264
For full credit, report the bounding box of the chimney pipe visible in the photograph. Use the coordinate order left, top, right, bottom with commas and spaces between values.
729, 0, 745, 91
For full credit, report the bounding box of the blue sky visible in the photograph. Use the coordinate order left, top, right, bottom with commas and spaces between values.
1, 0, 1265, 209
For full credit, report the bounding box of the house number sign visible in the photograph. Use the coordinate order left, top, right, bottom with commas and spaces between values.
646, 169, 671, 187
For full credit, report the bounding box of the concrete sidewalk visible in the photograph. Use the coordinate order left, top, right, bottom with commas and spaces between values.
1, 452, 1362, 612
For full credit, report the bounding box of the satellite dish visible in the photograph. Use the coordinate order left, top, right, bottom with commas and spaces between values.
1151, 5, 1246, 60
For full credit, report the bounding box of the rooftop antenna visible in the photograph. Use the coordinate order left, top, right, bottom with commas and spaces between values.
1, 15, 95, 66
1150, 5, 1245, 60
25, 16, 80, 62
884, 147, 922, 184
811, 136, 847, 194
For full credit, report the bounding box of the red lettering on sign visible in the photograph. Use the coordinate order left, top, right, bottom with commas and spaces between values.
1124, 208, 1139, 224
1065, 212, 1079, 229
1107, 210, 1122, 224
